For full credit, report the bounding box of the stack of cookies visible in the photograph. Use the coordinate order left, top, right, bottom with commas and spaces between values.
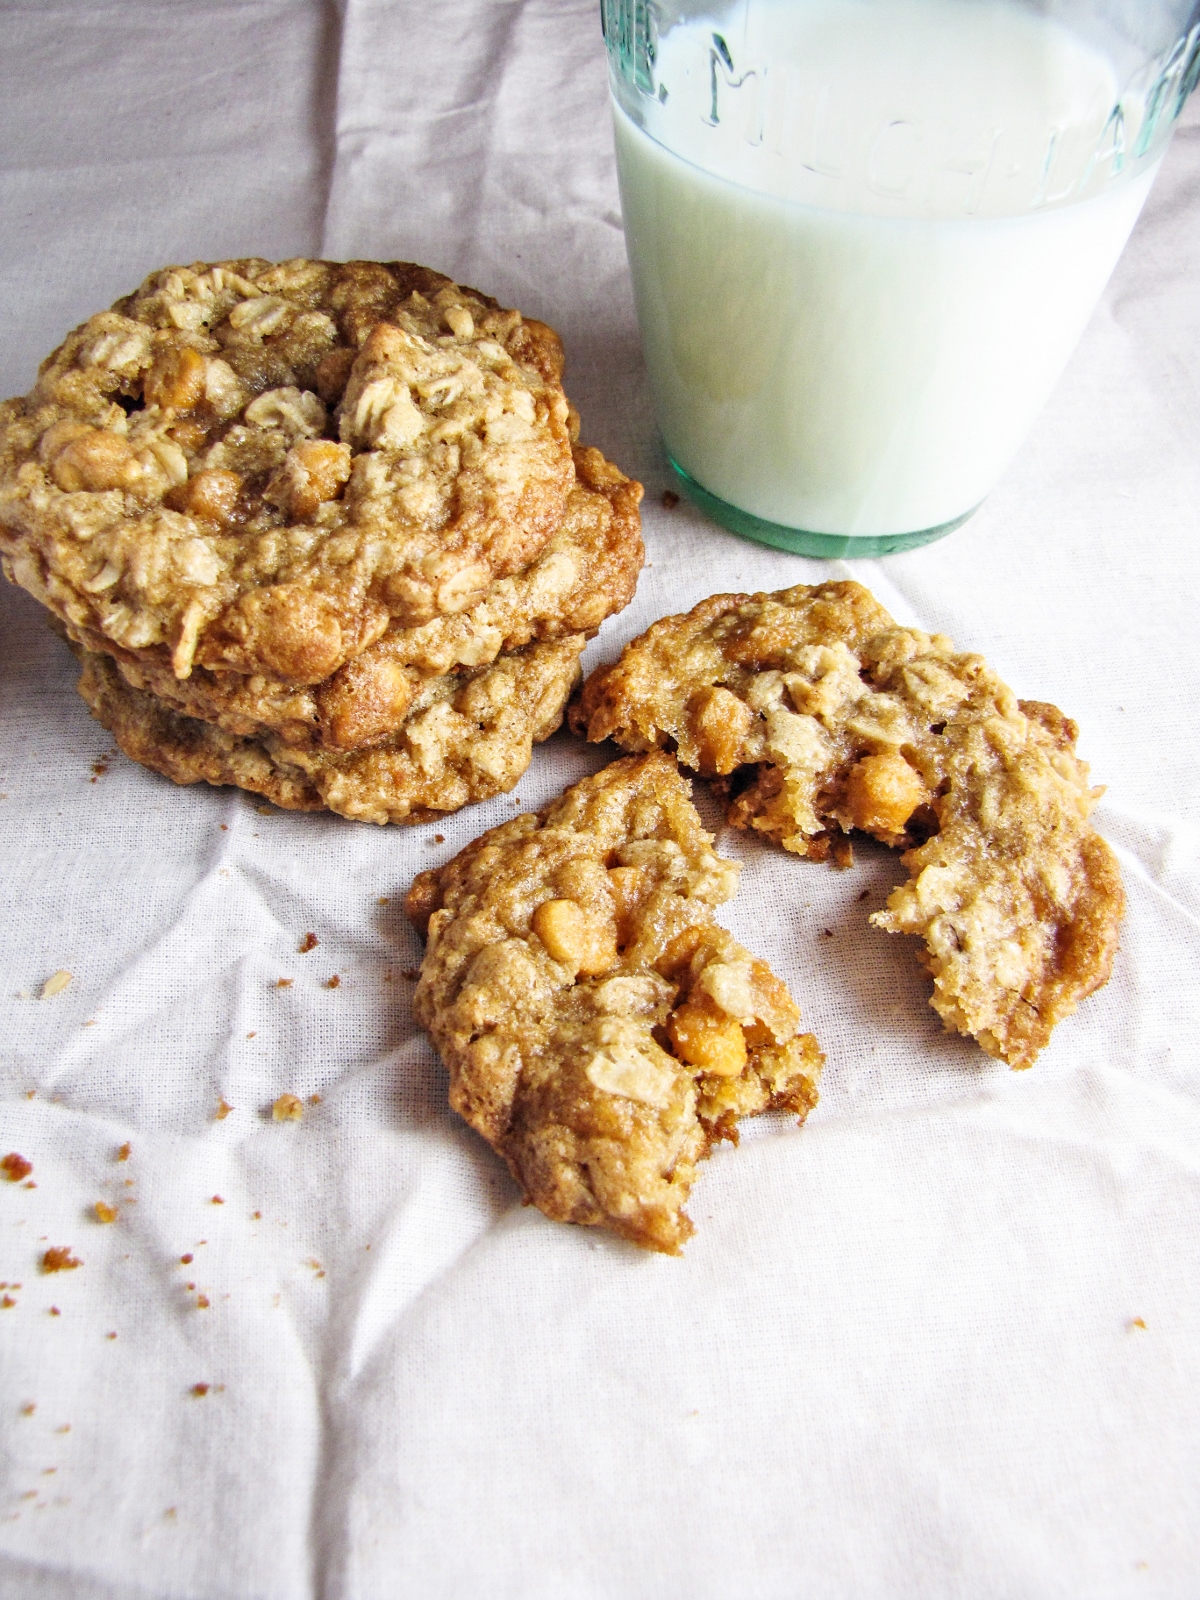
0, 259, 644, 822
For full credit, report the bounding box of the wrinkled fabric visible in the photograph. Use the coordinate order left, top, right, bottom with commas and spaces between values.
1, 4, 1200, 1596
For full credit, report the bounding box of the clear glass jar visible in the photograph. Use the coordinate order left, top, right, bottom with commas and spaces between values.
604, 0, 1200, 556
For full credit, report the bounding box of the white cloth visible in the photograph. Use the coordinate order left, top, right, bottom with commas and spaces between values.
2, 5, 1200, 1595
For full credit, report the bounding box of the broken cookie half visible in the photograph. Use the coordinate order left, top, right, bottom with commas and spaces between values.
406, 752, 823, 1254
572, 581, 1124, 1070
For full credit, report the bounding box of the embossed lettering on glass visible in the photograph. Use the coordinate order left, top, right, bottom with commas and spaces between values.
603, 0, 1200, 556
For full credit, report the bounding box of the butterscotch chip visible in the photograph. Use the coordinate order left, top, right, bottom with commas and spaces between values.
668, 994, 747, 1077
844, 750, 927, 836
143, 346, 207, 411
530, 899, 617, 976
75, 635, 585, 825
572, 580, 1124, 1069
269, 438, 351, 521
50, 430, 143, 493
168, 468, 242, 527
79, 444, 643, 753
406, 753, 823, 1254
0, 258, 574, 686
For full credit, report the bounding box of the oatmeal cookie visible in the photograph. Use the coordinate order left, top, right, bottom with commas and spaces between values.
86, 444, 643, 752
406, 753, 823, 1253
572, 582, 1124, 1069
0, 258, 574, 687
76, 635, 584, 825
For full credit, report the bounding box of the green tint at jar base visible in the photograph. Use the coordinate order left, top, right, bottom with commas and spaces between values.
668, 459, 981, 559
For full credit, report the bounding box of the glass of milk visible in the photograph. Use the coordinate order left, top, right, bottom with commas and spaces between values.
604, 0, 1200, 556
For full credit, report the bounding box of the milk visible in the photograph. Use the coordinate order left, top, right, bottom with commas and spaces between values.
612, 0, 1167, 539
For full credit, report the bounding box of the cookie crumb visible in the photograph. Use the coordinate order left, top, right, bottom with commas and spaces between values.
93, 1202, 118, 1225
433, 833, 445, 844
272, 1094, 304, 1123
48, 1306, 60, 1317
251, 1210, 262, 1220
180, 1253, 193, 1265
116, 1142, 131, 1162
276, 978, 293, 988
1129, 1316, 1147, 1331
55, 1425, 70, 1434
857, 889, 870, 901
1, 1153, 32, 1182
822, 928, 834, 938
214, 1099, 232, 1120
377, 897, 390, 905
19, 1402, 35, 1416
41, 971, 72, 999
325, 974, 340, 989
104, 1331, 117, 1340
309, 1094, 322, 1105
299, 933, 319, 953
190, 1383, 210, 1397
219, 824, 228, 831
195, 1295, 210, 1310
401, 968, 421, 981
662, 489, 680, 509
210, 1195, 224, 1205
40, 1248, 81, 1274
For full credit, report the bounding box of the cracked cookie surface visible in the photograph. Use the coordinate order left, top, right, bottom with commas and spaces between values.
87, 444, 643, 753
406, 753, 823, 1254
1, 258, 573, 686
572, 581, 1124, 1069
77, 634, 584, 825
